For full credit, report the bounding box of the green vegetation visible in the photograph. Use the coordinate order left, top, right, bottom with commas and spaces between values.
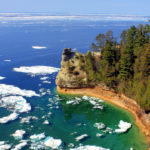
89, 24, 150, 111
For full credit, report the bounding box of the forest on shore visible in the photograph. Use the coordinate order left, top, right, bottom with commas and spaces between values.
86, 23, 150, 111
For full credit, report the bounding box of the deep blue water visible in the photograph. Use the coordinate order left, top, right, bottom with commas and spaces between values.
0, 19, 148, 150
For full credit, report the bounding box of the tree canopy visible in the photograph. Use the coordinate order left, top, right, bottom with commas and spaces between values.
89, 24, 150, 111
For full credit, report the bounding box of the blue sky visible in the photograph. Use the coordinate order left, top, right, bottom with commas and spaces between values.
0, 0, 149, 16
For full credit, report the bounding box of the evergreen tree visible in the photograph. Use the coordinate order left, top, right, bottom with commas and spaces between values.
87, 24, 150, 111
95, 33, 105, 50
85, 51, 95, 82
119, 26, 136, 80
90, 43, 97, 51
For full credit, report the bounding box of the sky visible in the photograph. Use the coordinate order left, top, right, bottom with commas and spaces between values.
0, 0, 149, 16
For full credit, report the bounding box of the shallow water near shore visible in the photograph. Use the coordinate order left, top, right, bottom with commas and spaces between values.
0, 17, 149, 149
57, 93, 148, 150
0, 87, 148, 150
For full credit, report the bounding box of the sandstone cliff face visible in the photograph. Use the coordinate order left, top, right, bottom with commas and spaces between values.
56, 48, 116, 90
56, 48, 89, 88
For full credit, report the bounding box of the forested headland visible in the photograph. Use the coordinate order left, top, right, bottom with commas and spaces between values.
90, 23, 150, 111
56, 23, 150, 112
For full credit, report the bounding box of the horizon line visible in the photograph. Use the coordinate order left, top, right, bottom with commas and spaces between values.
0, 12, 149, 17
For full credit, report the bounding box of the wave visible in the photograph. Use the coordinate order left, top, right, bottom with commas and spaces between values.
13, 66, 60, 76
4, 59, 11, 62
0, 84, 39, 124
0, 76, 5, 80
0, 84, 39, 97
32, 46, 47, 49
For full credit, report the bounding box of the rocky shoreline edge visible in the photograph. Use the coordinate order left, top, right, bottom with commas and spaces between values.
57, 86, 150, 150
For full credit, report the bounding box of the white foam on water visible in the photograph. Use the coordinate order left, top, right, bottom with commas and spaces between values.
96, 133, 103, 137
13, 66, 60, 76
0, 112, 19, 124
20, 116, 38, 124
82, 96, 104, 109
68, 143, 75, 148
66, 100, 77, 105
43, 136, 62, 149
66, 97, 82, 105
82, 96, 104, 102
39, 88, 51, 96
42, 80, 51, 84
32, 46, 47, 49
66, 96, 104, 111
93, 105, 104, 110
70, 145, 110, 150
0, 76, 5, 80
40, 77, 49, 80
82, 95, 89, 100
0, 141, 5, 145
94, 123, 105, 130
89, 100, 97, 105
72, 48, 77, 51
43, 120, 49, 125
4, 59, 11, 62
0, 96, 31, 113
75, 134, 88, 141
12, 130, 26, 140
30, 142, 46, 150
32, 116, 38, 120
12, 142, 27, 150
20, 116, 31, 124
115, 120, 132, 133
102, 127, 113, 134
0, 84, 39, 124
0, 84, 39, 97
0, 141, 12, 150
30, 133, 46, 141
30, 136, 63, 149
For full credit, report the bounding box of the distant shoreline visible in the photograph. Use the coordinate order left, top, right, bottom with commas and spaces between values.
57, 86, 150, 149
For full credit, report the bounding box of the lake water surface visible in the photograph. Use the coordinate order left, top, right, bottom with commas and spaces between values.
0, 17, 148, 150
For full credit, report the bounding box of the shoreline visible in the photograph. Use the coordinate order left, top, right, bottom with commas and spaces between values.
57, 86, 150, 149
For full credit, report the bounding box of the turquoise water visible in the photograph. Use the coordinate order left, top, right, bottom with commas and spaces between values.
0, 88, 148, 149
0, 17, 148, 149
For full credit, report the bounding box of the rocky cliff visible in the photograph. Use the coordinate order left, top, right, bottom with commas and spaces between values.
56, 48, 101, 88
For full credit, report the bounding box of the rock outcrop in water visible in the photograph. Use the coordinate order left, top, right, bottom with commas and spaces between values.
56, 48, 101, 88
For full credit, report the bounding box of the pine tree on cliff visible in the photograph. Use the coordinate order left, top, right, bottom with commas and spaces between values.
85, 51, 95, 83
119, 26, 136, 80
99, 31, 118, 87
95, 33, 105, 50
